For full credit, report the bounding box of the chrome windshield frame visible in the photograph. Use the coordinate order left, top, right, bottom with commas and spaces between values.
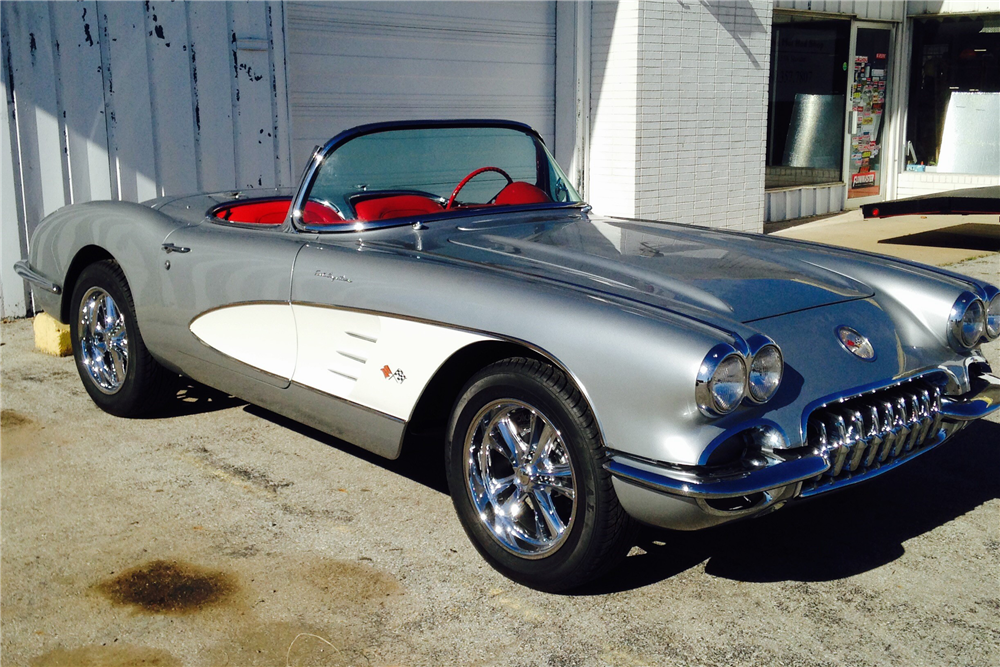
285, 119, 578, 233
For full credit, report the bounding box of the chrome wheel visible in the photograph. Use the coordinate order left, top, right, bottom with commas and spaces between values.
77, 286, 129, 394
464, 399, 578, 558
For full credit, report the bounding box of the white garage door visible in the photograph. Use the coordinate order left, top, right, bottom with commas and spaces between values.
286, 1, 556, 172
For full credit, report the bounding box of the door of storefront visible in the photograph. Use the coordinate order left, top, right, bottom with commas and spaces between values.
845, 23, 894, 206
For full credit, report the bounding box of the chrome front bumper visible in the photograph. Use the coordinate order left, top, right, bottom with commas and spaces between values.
607, 372, 1000, 530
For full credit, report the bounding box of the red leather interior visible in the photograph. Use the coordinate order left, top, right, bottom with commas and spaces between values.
354, 195, 444, 221
302, 201, 346, 224
214, 198, 345, 225
215, 185, 551, 227
494, 182, 551, 206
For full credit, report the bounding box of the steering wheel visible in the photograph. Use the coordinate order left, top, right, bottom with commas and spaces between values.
446, 167, 513, 209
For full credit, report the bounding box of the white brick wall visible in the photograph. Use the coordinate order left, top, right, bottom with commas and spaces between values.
589, 1, 640, 218
635, 0, 771, 232
586, 1, 772, 232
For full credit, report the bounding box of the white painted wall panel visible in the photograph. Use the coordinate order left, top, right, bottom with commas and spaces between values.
232, 1, 281, 189
2, 69, 27, 318
101, 2, 158, 202
144, 2, 199, 196
1, 1, 292, 318
4, 2, 66, 226
286, 1, 557, 173
186, 1, 238, 193
765, 183, 846, 222
50, 2, 112, 205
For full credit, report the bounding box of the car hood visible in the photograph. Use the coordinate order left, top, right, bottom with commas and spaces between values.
417, 214, 875, 324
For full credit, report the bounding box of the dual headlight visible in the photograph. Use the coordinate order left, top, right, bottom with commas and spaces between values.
696, 336, 784, 417
948, 288, 1000, 351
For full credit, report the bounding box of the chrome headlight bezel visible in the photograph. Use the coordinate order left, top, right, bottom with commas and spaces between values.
984, 285, 1000, 341
696, 343, 747, 417
948, 291, 986, 351
746, 335, 784, 404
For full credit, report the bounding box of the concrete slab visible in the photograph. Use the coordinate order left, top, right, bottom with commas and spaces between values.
771, 211, 1000, 268
2, 254, 1000, 666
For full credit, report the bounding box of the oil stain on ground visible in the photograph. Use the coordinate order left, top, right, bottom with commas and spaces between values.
30, 644, 181, 667
95, 560, 236, 614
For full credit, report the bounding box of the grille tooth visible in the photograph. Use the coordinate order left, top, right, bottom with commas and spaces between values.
876, 400, 896, 463
891, 394, 910, 458
929, 387, 943, 436
844, 409, 868, 472
803, 378, 945, 492
914, 389, 933, 445
904, 393, 923, 452
863, 404, 883, 467
825, 414, 850, 477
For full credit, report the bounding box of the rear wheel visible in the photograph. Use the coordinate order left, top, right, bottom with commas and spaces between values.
446, 357, 636, 591
70, 260, 169, 416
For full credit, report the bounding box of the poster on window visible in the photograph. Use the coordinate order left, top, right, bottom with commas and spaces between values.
848, 29, 891, 199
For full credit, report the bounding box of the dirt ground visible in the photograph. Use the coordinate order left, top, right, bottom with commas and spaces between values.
2, 254, 998, 667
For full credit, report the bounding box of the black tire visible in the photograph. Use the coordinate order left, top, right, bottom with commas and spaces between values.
445, 357, 637, 591
70, 260, 169, 417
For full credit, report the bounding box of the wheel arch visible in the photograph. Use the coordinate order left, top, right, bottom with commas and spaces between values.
403, 338, 603, 451
60, 245, 116, 323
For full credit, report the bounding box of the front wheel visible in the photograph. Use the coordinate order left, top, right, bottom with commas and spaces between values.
446, 357, 636, 591
70, 260, 169, 417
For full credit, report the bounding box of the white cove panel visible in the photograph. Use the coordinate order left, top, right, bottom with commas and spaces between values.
292, 306, 492, 420
190, 304, 297, 380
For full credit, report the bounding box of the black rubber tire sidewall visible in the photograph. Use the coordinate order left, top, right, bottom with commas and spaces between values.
446, 358, 629, 592
69, 261, 164, 417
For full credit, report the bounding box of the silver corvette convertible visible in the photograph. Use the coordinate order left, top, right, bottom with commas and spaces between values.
16, 120, 1000, 591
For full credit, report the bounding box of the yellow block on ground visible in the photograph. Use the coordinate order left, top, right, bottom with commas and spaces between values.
33, 312, 72, 357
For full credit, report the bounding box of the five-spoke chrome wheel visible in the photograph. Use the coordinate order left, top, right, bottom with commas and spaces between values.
77, 286, 129, 394
464, 399, 578, 558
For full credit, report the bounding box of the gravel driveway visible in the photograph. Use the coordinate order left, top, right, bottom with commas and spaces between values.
2, 255, 998, 667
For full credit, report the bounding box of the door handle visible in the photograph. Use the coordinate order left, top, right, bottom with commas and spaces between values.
161, 243, 190, 254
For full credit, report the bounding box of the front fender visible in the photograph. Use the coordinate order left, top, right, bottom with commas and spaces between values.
28, 201, 191, 324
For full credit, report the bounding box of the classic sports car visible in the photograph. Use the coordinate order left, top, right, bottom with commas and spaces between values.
16, 120, 1000, 591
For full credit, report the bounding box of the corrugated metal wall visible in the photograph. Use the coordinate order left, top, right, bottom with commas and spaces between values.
908, 0, 1000, 15
1, 0, 291, 318
285, 1, 557, 176
773, 1, 906, 21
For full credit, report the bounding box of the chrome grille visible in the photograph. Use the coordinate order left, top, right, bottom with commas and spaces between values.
802, 378, 944, 494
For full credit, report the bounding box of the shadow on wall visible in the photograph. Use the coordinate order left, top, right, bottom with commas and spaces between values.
700, 0, 767, 69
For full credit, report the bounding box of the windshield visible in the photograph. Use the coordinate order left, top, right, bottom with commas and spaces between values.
296, 124, 582, 230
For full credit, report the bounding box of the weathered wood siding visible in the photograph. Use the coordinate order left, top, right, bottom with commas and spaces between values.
1, 0, 291, 317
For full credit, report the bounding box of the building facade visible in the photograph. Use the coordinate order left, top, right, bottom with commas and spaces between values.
2, 1, 998, 318
766, 0, 1000, 221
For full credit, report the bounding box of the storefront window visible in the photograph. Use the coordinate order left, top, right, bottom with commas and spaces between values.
766, 15, 850, 189
906, 15, 1000, 175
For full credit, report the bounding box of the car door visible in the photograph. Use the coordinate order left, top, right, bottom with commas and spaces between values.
146, 221, 309, 389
